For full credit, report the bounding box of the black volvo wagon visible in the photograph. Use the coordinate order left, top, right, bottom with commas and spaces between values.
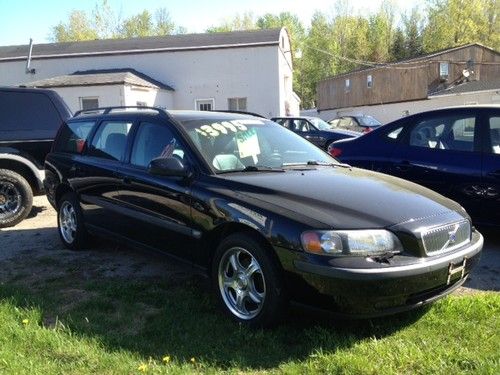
44, 107, 483, 327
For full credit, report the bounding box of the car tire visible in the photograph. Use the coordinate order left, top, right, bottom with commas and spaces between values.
0, 169, 33, 228
57, 192, 89, 250
212, 233, 287, 328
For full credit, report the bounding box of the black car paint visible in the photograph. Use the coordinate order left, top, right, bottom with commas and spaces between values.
45, 110, 482, 317
331, 106, 500, 226
0, 87, 72, 193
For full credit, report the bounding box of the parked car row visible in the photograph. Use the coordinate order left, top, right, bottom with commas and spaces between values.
271, 116, 358, 150
0, 87, 489, 327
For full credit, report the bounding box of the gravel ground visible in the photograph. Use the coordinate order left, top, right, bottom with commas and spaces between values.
0, 196, 499, 293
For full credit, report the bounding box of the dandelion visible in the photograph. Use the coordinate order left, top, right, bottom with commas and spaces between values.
162, 355, 171, 364
190, 357, 196, 364
137, 363, 148, 372
22, 319, 29, 325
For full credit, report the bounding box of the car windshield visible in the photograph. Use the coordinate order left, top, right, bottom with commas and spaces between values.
309, 117, 332, 130
180, 117, 337, 173
357, 116, 382, 126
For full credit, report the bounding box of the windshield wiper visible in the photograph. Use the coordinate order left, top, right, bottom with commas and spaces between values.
240, 165, 285, 172
283, 161, 351, 168
217, 165, 285, 174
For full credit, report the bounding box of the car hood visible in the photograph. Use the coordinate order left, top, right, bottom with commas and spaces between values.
219, 166, 465, 229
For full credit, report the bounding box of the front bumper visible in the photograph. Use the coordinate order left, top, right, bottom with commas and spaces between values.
288, 231, 483, 318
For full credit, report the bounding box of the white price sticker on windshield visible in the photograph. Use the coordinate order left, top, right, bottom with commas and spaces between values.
236, 128, 260, 160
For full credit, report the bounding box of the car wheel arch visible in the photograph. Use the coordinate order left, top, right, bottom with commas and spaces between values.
55, 184, 74, 207
0, 157, 39, 193
204, 222, 283, 276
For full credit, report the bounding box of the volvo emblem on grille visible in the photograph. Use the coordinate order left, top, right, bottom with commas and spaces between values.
445, 224, 460, 249
448, 230, 457, 244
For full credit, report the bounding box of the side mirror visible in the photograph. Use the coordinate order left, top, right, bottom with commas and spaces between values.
148, 157, 190, 177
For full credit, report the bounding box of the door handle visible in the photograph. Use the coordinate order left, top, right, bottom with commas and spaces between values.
395, 160, 412, 172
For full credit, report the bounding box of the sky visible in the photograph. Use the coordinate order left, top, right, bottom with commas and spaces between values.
0, 0, 423, 47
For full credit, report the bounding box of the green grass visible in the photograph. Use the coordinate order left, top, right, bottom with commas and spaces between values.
0, 276, 498, 374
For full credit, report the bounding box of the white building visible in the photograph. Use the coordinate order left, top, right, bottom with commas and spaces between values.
0, 28, 299, 117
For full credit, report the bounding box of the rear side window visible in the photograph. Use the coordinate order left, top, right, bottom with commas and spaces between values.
489, 116, 500, 154
88, 121, 132, 161
409, 115, 475, 151
0, 91, 62, 139
55, 121, 95, 154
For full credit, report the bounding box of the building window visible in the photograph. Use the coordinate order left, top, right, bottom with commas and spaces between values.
228, 97, 247, 111
80, 97, 99, 110
439, 62, 449, 80
367, 75, 373, 88
136, 101, 147, 107
195, 99, 214, 111
345, 79, 350, 92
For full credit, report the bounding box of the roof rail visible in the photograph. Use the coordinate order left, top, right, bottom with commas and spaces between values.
210, 109, 267, 119
73, 106, 170, 118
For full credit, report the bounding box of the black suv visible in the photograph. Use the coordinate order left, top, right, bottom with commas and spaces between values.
0, 87, 71, 227
45, 107, 482, 327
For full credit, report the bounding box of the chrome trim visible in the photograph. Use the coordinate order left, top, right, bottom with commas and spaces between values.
0, 153, 45, 183
0, 139, 53, 144
420, 219, 471, 256
324, 232, 482, 276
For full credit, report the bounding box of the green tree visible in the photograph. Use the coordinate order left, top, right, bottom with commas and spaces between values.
206, 12, 255, 32
120, 10, 154, 38
256, 12, 305, 47
391, 27, 407, 60
423, 0, 495, 52
367, 1, 395, 62
402, 7, 424, 58
50, 1, 182, 41
51, 10, 99, 42
154, 8, 176, 36
300, 12, 336, 108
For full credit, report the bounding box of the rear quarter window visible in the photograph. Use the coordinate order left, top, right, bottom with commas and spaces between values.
0, 91, 62, 140
54, 121, 95, 154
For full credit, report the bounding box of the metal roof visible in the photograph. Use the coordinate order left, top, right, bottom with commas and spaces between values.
0, 29, 282, 61
24, 68, 174, 90
429, 79, 500, 96
320, 43, 500, 81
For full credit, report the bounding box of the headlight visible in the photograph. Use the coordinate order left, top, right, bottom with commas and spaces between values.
301, 229, 402, 256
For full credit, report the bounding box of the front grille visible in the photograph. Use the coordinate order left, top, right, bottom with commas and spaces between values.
421, 220, 471, 256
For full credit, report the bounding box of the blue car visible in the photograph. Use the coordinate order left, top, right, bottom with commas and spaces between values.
271, 116, 359, 150
329, 105, 500, 226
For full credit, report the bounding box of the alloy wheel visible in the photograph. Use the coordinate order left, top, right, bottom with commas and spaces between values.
218, 247, 266, 320
59, 201, 77, 244
0, 182, 22, 219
